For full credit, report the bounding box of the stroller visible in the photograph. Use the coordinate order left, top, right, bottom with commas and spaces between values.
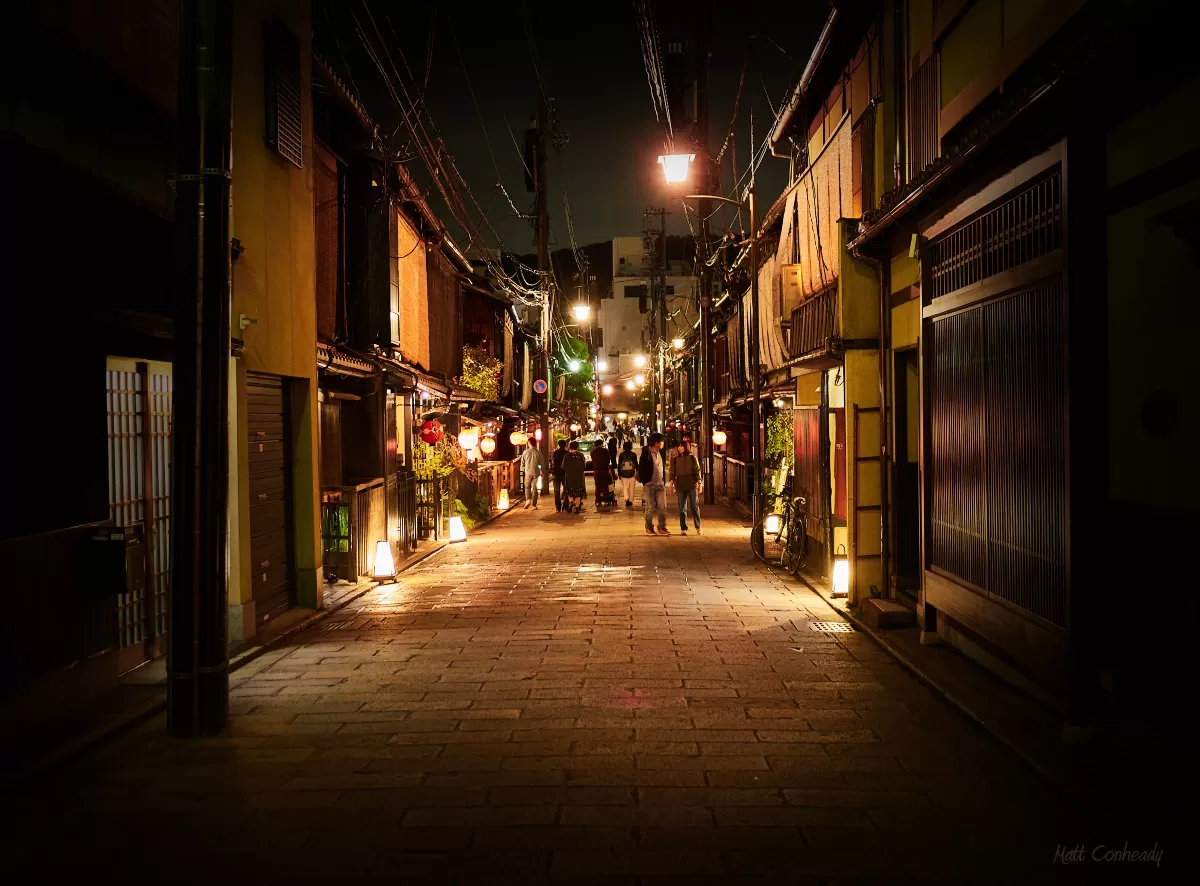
595, 485, 618, 510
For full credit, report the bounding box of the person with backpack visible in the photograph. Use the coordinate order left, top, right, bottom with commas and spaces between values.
669, 437, 702, 535
637, 433, 669, 536
616, 440, 639, 508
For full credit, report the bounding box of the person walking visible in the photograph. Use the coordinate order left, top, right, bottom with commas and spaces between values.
551, 439, 568, 512
606, 434, 617, 464
616, 440, 639, 508
520, 440, 543, 509
563, 440, 587, 514
669, 438, 702, 535
637, 433, 669, 536
591, 441, 615, 506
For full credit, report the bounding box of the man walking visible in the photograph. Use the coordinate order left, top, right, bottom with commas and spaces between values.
669, 438, 702, 535
551, 439, 568, 511
520, 440, 543, 509
616, 440, 639, 508
637, 432, 669, 536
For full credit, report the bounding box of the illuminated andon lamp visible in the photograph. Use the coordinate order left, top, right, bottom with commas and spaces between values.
510, 431, 529, 446
536, 475, 544, 492
764, 513, 782, 536
712, 429, 727, 446
832, 545, 849, 598
448, 516, 467, 543
479, 434, 496, 456
373, 541, 396, 580
534, 428, 543, 442
497, 487, 510, 510
458, 429, 479, 451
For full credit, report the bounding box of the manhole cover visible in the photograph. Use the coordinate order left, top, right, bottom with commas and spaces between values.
808, 621, 854, 634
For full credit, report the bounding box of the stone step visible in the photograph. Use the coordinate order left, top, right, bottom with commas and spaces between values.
862, 597, 916, 630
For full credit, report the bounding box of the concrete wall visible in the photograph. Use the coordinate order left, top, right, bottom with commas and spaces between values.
228, 0, 320, 641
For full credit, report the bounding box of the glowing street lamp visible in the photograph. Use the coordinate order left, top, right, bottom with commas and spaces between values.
597, 360, 608, 372
625, 380, 635, 391
573, 302, 590, 322
568, 359, 581, 372
634, 374, 645, 386
672, 338, 684, 349
656, 153, 696, 184
602, 384, 613, 395
634, 354, 647, 368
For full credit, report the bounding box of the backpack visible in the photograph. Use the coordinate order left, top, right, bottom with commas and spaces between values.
617, 452, 638, 478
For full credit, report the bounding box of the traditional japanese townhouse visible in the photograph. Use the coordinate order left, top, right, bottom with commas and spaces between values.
763, 2, 891, 595
846, 0, 1197, 727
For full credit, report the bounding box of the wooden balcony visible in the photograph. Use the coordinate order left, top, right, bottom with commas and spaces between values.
787, 285, 838, 365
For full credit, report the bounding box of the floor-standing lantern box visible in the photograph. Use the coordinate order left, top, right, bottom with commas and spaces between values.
832, 545, 849, 598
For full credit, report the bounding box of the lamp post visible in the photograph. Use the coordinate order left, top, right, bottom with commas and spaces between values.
657, 153, 760, 526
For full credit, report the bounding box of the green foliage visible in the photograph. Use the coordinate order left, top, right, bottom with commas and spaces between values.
459, 346, 502, 402
764, 412, 794, 468
453, 498, 475, 530
473, 493, 490, 520
415, 438, 460, 480
554, 335, 594, 403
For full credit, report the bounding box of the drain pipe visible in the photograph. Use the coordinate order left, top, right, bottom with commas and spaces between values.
769, 7, 840, 158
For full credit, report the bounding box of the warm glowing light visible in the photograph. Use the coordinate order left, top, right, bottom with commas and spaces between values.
534, 428, 543, 441
510, 431, 529, 446
634, 354, 647, 368
602, 384, 613, 395
597, 360, 608, 371
657, 153, 696, 184
764, 513, 781, 535
479, 435, 496, 455
570, 422, 581, 432
457, 429, 479, 451
568, 359, 581, 372
832, 549, 849, 597
712, 429, 727, 446
448, 516, 467, 543
497, 488, 510, 509
373, 541, 396, 579
573, 303, 590, 321
634, 374, 645, 386
536, 475, 544, 491
672, 338, 684, 349
625, 380, 635, 390
618, 412, 627, 419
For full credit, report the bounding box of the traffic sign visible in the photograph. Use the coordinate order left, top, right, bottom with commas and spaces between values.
533, 379, 548, 394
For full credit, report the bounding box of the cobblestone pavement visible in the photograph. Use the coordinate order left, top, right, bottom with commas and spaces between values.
10, 500, 1114, 884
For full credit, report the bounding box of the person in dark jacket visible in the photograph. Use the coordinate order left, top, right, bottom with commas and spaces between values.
616, 440, 639, 507
563, 441, 587, 513
669, 437, 702, 534
637, 433, 669, 535
606, 434, 617, 463
551, 439, 568, 511
591, 442, 614, 505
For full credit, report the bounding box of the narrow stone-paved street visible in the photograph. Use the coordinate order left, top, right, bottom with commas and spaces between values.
12, 502, 1096, 884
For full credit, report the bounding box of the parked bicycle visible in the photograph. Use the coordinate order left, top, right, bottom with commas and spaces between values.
751, 489, 809, 576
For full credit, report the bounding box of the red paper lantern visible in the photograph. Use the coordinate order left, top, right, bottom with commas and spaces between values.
419, 419, 443, 444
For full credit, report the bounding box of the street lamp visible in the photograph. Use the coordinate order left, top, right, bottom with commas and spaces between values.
634, 374, 645, 386
573, 302, 590, 322
568, 359, 581, 373
672, 338, 684, 349
658, 150, 761, 527
625, 380, 636, 390
597, 359, 608, 372
633, 354, 646, 368
602, 384, 613, 395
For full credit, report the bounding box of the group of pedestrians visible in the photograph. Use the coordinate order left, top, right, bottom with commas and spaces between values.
517, 431, 702, 536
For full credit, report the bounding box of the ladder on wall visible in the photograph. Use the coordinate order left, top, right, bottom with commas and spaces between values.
852, 404, 882, 600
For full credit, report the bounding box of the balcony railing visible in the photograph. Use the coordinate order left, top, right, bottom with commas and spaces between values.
476, 457, 521, 510
788, 285, 837, 360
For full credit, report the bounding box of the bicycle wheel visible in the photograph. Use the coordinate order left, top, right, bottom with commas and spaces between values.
786, 510, 808, 576
750, 517, 766, 562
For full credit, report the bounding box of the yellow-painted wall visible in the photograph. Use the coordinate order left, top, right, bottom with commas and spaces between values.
397, 212, 429, 367
844, 349, 883, 602
839, 222, 880, 341
940, 0, 1003, 108
795, 369, 823, 407
890, 251, 920, 294
891, 298, 920, 349
228, 0, 321, 633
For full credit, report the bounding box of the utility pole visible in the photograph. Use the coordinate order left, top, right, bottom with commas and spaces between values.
170, 0, 233, 736
536, 99, 552, 471
696, 2, 715, 504
748, 109, 762, 529
658, 210, 667, 436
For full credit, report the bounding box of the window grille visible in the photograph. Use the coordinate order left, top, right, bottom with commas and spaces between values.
264, 17, 303, 168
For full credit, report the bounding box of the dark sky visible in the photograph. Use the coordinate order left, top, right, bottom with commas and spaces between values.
316, 1, 831, 252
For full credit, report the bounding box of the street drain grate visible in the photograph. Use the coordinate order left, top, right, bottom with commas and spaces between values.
808, 621, 854, 634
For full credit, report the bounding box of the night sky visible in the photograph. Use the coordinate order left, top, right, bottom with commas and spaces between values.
316, 1, 830, 254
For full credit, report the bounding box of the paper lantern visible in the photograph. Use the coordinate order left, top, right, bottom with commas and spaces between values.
510, 431, 529, 446
832, 546, 849, 598
373, 541, 395, 579
497, 488, 510, 509
536, 475, 543, 491
458, 429, 479, 451
479, 435, 496, 455
419, 419, 443, 444
448, 516, 467, 543
764, 513, 781, 535
534, 428, 543, 441
712, 429, 727, 446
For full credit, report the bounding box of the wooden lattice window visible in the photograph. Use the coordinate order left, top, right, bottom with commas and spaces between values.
264, 17, 303, 168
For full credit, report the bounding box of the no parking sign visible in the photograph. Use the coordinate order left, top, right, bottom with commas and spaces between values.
533, 379, 548, 394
